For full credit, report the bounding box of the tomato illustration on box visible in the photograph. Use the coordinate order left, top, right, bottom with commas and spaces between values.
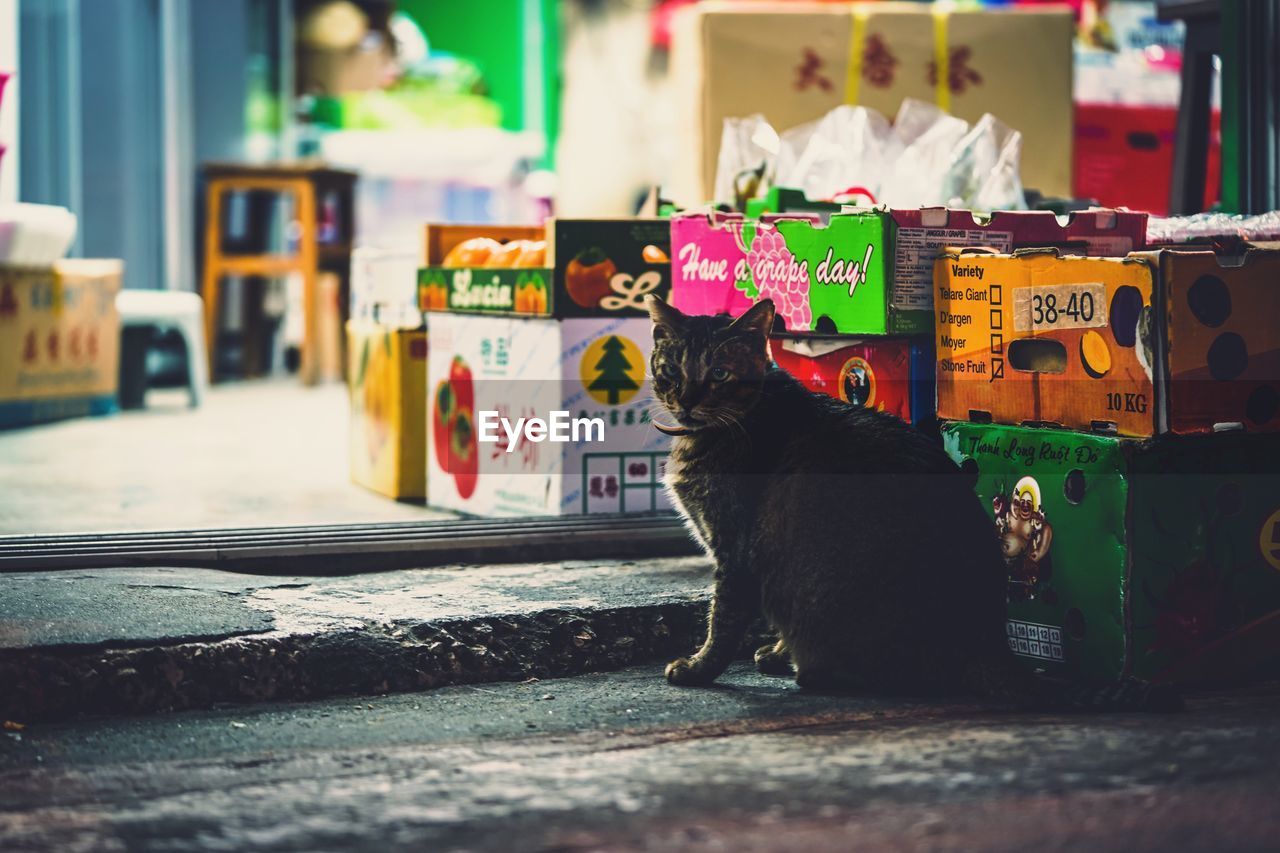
426, 313, 671, 517
935, 246, 1280, 437
347, 320, 427, 500
945, 421, 1280, 684
418, 220, 671, 319
770, 336, 934, 427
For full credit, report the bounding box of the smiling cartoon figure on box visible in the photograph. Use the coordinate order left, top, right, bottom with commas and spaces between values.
993, 476, 1055, 602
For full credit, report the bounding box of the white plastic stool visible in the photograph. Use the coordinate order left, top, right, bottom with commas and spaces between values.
116, 290, 210, 408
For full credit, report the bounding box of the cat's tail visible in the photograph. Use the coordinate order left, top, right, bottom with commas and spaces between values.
964, 653, 1184, 713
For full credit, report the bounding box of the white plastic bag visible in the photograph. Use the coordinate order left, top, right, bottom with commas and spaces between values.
774, 105, 900, 203
713, 114, 779, 207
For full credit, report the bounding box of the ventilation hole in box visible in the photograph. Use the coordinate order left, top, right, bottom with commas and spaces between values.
1126, 131, 1160, 151
771, 314, 788, 335
1246, 385, 1279, 425
813, 315, 838, 335
1008, 339, 1066, 373
1109, 286, 1144, 347
1063, 469, 1086, 505
1207, 332, 1248, 380
1065, 608, 1086, 641
968, 410, 993, 424
1187, 274, 1232, 327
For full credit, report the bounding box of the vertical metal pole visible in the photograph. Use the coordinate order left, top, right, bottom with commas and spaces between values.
1169, 14, 1216, 214
161, 0, 194, 290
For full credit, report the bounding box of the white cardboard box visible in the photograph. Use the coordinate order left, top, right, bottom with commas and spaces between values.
426, 313, 671, 517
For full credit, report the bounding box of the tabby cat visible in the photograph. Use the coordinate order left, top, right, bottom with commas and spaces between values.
647, 295, 1176, 711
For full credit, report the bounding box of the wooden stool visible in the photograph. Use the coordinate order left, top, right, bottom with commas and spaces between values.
201, 162, 357, 385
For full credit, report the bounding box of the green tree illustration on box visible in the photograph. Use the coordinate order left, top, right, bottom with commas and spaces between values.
589, 336, 639, 404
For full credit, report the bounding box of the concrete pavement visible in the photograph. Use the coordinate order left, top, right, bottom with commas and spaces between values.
2, 663, 1278, 852
1, 558, 720, 721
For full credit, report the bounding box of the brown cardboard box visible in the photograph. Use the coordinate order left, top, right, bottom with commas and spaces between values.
670, 1, 1074, 205
0, 260, 122, 429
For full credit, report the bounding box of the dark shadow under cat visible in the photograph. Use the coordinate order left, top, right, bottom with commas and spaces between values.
646, 295, 1178, 713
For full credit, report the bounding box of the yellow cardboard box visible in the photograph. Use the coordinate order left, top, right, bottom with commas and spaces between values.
669, 1, 1074, 205
346, 319, 427, 500
934, 248, 1157, 436
0, 260, 122, 429
935, 246, 1280, 437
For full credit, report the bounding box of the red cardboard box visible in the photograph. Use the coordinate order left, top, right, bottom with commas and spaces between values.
771, 336, 934, 426
1074, 103, 1221, 216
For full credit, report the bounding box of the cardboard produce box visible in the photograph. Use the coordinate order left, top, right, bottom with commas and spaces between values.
888, 207, 1146, 321
771, 335, 934, 427
417, 220, 671, 319
670, 2, 1074, 206
426, 313, 671, 517
670, 210, 903, 334
1075, 103, 1221, 217
944, 421, 1280, 684
346, 320, 427, 500
934, 246, 1280, 437
671, 207, 1145, 336
0, 260, 121, 429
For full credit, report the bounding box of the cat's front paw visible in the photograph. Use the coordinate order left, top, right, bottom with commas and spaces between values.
754, 644, 793, 677
665, 657, 714, 686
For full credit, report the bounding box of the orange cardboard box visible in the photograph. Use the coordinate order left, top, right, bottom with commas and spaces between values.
934, 246, 1280, 437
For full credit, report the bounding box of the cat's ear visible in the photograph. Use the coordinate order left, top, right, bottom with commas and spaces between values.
728, 299, 775, 342
646, 295, 686, 341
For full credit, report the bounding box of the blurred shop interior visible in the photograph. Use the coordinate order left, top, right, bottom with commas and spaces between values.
0, 0, 1277, 535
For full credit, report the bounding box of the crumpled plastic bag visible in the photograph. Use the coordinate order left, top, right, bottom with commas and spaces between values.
773, 105, 900, 204
878, 100, 971, 208
1147, 210, 1280, 244
712, 98, 1028, 213
713, 114, 779, 208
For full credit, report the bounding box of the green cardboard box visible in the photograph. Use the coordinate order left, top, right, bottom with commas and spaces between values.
943, 421, 1280, 684
669, 209, 927, 335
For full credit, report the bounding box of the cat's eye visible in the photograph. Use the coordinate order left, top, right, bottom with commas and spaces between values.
709, 367, 730, 382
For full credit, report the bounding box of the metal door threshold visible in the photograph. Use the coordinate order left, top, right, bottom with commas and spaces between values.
0, 513, 698, 574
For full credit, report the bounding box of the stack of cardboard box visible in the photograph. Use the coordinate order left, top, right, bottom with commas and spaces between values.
669, 204, 1146, 430
417, 220, 674, 517
346, 247, 427, 501
935, 244, 1280, 684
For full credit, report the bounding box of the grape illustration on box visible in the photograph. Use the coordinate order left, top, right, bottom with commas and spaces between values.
744, 227, 811, 332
